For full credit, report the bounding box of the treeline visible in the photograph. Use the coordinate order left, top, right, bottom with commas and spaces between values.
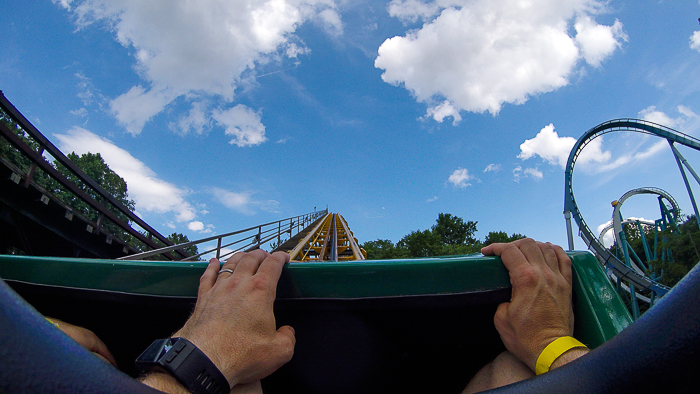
0, 107, 196, 258
361, 213, 525, 259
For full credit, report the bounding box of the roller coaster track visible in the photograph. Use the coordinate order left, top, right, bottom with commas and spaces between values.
564, 119, 700, 298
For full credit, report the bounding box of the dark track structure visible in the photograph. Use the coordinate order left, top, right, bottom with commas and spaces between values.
0, 91, 188, 259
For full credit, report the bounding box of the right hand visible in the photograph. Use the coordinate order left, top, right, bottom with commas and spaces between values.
481, 239, 574, 372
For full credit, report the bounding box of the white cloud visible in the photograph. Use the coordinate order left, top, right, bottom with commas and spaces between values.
639, 105, 678, 128
376, 0, 625, 119
691, 30, 700, 52
60, 0, 340, 135
678, 105, 698, 119
70, 108, 88, 117
211, 187, 280, 215
448, 168, 474, 188
512, 165, 542, 182
172, 101, 211, 135
188, 221, 214, 233
518, 123, 610, 168
524, 167, 543, 179
388, 0, 439, 23
212, 105, 267, 147
483, 163, 501, 172
54, 127, 197, 222
574, 16, 627, 67
423, 100, 462, 125
426, 195, 438, 202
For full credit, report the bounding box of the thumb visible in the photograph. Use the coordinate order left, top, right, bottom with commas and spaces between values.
274, 325, 296, 364
493, 301, 510, 333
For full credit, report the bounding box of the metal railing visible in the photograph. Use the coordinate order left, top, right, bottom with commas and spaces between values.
119, 209, 328, 261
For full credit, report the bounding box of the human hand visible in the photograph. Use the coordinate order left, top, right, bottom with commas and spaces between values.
46, 317, 118, 368
172, 250, 296, 388
481, 239, 574, 372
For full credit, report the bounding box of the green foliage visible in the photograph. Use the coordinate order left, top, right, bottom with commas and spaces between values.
483, 231, 526, 246
0, 107, 45, 176
361, 213, 526, 259
617, 215, 700, 288
167, 232, 198, 258
1, 109, 144, 252
361, 239, 403, 259
433, 213, 477, 245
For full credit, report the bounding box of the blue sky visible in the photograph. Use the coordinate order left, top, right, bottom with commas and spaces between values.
2, 0, 700, 252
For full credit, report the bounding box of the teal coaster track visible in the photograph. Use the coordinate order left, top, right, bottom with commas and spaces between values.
564, 119, 700, 311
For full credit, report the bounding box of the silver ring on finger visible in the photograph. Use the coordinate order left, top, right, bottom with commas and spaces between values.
218, 268, 234, 275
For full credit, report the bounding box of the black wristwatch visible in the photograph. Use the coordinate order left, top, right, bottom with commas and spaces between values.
135, 337, 230, 394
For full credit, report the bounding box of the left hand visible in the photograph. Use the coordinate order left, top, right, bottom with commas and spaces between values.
47, 317, 118, 368
173, 250, 296, 388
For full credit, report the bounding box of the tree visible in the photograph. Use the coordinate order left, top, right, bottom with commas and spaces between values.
483, 231, 526, 246
433, 213, 478, 245
397, 229, 443, 258
167, 233, 199, 258
361, 213, 526, 260
361, 239, 403, 260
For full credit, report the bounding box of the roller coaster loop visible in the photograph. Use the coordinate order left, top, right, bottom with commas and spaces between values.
564, 119, 700, 307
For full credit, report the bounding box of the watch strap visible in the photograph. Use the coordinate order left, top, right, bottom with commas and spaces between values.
137, 337, 230, 394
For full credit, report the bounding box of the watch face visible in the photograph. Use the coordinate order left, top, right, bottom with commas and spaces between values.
138, 338, 171, 362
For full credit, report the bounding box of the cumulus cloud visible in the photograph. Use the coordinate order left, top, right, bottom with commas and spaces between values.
512, 166, 542, 182
483, 163, 501, 172
423, 100, 462, 125
574, 15, 627, 67
448, 168, 474, 188
188, 221, 214, 233
640, 106, 678, 128
54, 127, 198, 222
212, 105, 267, 147
388, 0, 439, 23
376, 0, 626, 120
211, 187, 280, 215
518, 123, 610, 168
56, 0, 340, 135
691, 30, 700, 52
172, 101, 211, 136
426, 195, 439, 202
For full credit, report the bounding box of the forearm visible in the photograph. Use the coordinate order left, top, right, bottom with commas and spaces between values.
549, 347, 589, 371
139, 372, 190, 394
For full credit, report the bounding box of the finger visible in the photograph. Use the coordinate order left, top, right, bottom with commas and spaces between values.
199, 258, 220, 297
222, 252, 247, 272
233, 249, 271, 277
515, 238, 548, 269
553, 244, 573, 286
538, 242, 560, 274
481, 242, 505, 256
255, 252, 289, 285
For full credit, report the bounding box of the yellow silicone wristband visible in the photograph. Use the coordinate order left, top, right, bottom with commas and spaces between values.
535, 336, 587, 375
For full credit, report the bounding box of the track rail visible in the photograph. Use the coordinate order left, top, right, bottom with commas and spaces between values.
564, 119, 700, 297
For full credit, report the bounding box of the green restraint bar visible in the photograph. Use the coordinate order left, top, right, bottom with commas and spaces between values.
0, 252, 631, 393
